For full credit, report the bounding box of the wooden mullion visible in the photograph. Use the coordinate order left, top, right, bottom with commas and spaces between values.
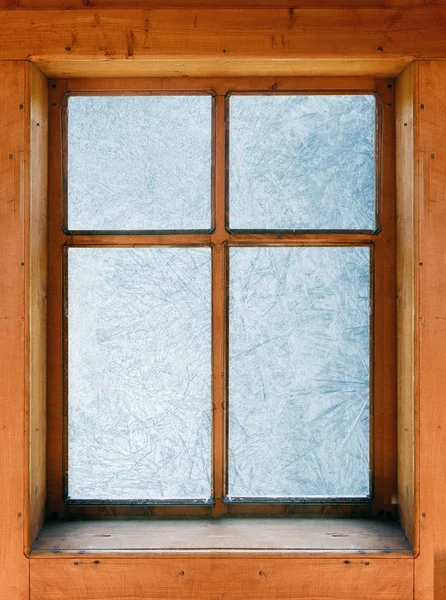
211, 95, 228, 516
210, 244, 227, 515
224, 233, 377, 245
63, 234, 212, 246
63, 233, 377, 248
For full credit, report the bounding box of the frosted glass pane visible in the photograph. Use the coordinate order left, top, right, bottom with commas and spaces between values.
229, 95, 376, 231
67, 95, 212, 232
228, 246, 370, 499
67, 247, 212, 501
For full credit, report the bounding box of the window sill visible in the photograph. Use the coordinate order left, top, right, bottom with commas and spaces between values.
31, 517, 412, 558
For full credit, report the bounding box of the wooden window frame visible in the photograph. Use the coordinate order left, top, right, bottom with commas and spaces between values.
6, 6, 446, 597
46, 76, 396, 520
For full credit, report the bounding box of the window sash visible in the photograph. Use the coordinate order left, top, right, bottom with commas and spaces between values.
47, 76, 395, 519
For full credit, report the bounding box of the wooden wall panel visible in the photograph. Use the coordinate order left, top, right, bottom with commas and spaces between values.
0, 0, 446, 11
0, 60, 30, 600
0, 0, 445, 9
0, 9, 446, 65
396, 62, 417, 549
26, 63, 49, 552
30, 557, 414, 600
3, 8, 446, 600
414, 60, 446, 600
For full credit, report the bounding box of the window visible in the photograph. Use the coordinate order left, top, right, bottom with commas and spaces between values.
47, 78, 395, 519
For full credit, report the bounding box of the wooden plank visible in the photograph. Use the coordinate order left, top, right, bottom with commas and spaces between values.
32, 518, 411, 555
46, 79, 67, 518
30, 556, 413, 600
211, 95, 226, 516
26, 63, 49, 552
415, 60, 446, 600
63, 503, 372, 519
1, 0, 446, 9
37, 58, 410, 79
372, 79, 397, 515
0, 60, 30, 600
64, 75, 379, 93
67, 233, 380, 245
395, 62, 417, 550
0, 9, 446, 65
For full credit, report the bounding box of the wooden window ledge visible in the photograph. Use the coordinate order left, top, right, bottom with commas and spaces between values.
31, 518, 412, 558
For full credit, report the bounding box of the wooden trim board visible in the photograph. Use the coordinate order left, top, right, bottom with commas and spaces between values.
0, 8, 445, 79
30, 556, 414, 600
32, 518, 411, 556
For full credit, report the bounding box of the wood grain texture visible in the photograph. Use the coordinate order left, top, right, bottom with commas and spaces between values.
36, 58, 410, 79
414, 60, 446, 600
0, 9, 446, 65
30, 556, 413, 600
395, 63, 417, 550
1, 0, 446, 8
0, 61, 30, 600
27, 63, 49, 553
64, 75, 379, 92
3, 10, 445, 600
372, 79, 397, 515
46, 79, 67, 519
211, 96, 226, 516
31, 518, 412, 556
46, 76, 396, 520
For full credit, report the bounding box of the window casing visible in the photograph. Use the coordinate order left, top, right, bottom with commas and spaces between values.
47, 77, 396, 520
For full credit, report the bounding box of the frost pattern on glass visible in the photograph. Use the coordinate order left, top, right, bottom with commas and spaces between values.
68, 95, 212, 231
68, 247, 212, 501
228, 247, 370, 499
229, 95, 376, 231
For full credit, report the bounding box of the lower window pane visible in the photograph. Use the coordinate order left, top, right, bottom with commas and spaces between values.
67, 247, 212, 502
228, 246, 371, 500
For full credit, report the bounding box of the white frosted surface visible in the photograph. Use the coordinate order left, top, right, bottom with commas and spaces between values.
228, 246, 371, 499
229, 95, 376, 231
67, 247, 212, 501
67, 95, 212, 232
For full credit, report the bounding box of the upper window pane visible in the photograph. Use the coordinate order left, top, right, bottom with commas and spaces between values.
67, 95, 212, 233
228, 94, 376, 232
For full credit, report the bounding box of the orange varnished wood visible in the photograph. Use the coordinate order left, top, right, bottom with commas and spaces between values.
0, 9, 445, 66
211, 95, 227, 515
395, 62, 417, 550
64, 76, 378, 93
30, 556, 413, 600
414, 60, 446, 600
0, 60, 32, 600
1, 4, 446, 600
46, 77, 396, 520
47, 80, 68, 519
371, 79, 397, 516
37, 59, 409, 79
26, 62, 49, 555
1, 0, 446, 8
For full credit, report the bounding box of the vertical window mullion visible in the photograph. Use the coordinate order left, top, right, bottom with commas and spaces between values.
211, 95, 229, 515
